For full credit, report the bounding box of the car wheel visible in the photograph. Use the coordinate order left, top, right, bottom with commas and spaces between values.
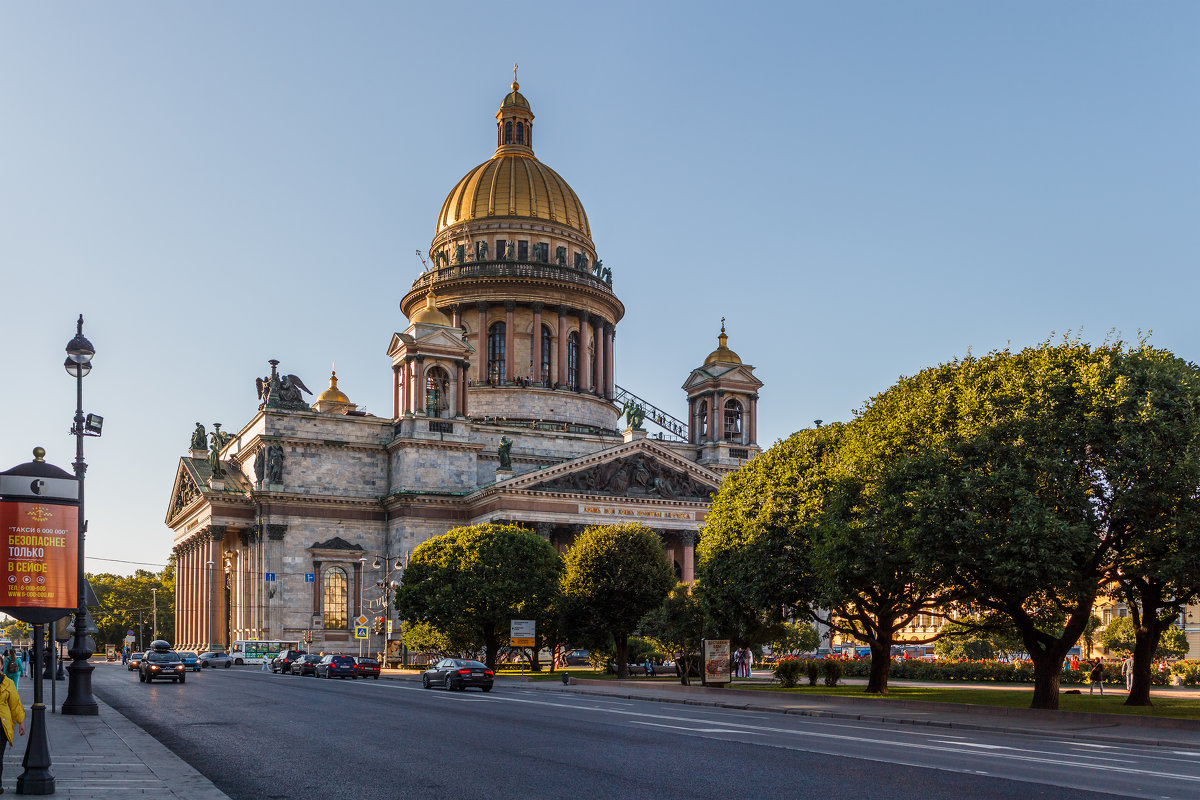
224, 662, 231, 668
234, 658, 244, 665
374, 675, 379, 680
445, 675, 454, 691
481, 685, 492, 692
422, 674, 430, 689
179, 675, 186, 683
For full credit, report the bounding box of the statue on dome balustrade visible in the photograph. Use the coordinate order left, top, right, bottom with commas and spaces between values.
190, 422, 208, 452
454, 244, 465, 265
477, 241, 489, 260
505, 241, 515, 260
555, 246, 567, 267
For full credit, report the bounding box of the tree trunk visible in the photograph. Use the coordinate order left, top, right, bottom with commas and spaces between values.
529, 645, 542, 672
678, 653, 690, 686
614, 634, 630, 680
865, 634, 893, 694
1126, 621, 1162, 706
483, 630, 500, 672
1029, 651, 1064, 710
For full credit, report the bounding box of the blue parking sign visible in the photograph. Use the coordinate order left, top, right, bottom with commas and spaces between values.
265, 572, 276, 582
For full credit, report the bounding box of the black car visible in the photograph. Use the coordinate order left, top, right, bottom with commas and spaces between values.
422, 659, 494, 692
316, 654, 357, 679
354, 657, 381, 680
289, 654, 322, 676
272, 649, 307, 674
139, 640, 187, 684
127, 652, 144, 671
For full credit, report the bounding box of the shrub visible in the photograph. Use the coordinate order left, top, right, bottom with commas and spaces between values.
774, 659, 803, 688
807, 660, 820, 686
822, 658, 842, 687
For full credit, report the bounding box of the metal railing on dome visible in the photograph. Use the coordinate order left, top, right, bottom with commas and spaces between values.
410, 259, 614, 294
612, 385, 689, 443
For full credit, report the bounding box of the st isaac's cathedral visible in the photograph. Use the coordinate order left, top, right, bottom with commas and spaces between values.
165, 79, 764, 654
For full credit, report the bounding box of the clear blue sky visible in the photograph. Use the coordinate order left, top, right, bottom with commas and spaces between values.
2, 3, 1197, 576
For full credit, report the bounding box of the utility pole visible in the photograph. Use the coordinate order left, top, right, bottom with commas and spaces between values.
137, 610, 143, 652
151, 588, 158, 641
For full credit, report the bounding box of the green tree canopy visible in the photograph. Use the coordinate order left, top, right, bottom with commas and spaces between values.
395, 524, 561, 670
90, 562, 175, 648
640, 583, 708, 685
560, 522, 674, 679
1099, 616, 1189, 660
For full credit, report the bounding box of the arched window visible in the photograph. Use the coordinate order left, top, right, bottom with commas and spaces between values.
724, 398, 743, 441
567, 332, 579, 391
488, 321, 506, 383
516, 121, 524, 144
322, 567, 347, 629
504, 121, 513, 144
697, 400, 708, 440
425, 366, 450, 417
540, 325, 553, 385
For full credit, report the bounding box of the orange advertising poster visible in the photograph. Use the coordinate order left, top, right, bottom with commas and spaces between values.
0, 501, 78, 611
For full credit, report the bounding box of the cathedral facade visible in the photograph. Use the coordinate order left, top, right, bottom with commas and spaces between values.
165, 81, 764, 654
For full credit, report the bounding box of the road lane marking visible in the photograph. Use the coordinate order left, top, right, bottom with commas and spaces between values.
632, 720, 761, 735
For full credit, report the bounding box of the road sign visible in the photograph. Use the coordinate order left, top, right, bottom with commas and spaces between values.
386, 620, 393, 635
124, 634, 134, 644
304, 573, 314, 583
355, 614, 368, 627
265, 572, 276, 582
510, 619, 535, 647
354, 625, 369, 639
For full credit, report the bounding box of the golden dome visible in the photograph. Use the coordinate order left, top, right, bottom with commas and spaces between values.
434, 82, 592, 241
317, 370, 351, 405
409, 293, 452, 326
704, 319, 742, 365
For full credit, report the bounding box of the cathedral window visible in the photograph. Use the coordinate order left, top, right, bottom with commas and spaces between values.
425, 366, 450, 417
504, 121, 513, 144
540, 325, 553, 384
516, 121, 524, 144
567, 332, 579, 390
496, 239, 506, 260
488, 322, 506, 383
697, 400, 709, 440
322, 567, 348, 629
724, 399, 743, 441
517, 240, 528, 260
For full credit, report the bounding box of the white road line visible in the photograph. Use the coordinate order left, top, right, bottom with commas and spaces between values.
632, 720, 761, 735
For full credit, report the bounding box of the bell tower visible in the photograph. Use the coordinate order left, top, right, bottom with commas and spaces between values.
682, 320, 763, 472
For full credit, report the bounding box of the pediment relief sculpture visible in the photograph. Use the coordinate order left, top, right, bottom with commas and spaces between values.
536, 453, 714, 500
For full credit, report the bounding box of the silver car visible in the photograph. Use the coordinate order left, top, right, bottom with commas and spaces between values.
197, 651, 233, 668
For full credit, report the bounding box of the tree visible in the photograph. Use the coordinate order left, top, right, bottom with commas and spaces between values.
560, 523, 674, 679
399, 621, 464, 661
912, 340, 1159, 709
90, 565, 175, 647
933, 615, 1027, 661
640, 583, 708, 685
394, 524, 561, 670
1, 620, 29, 643
766, 621, 820, 658
1098, 347, 1200, 704
1099, 616, 1190, 660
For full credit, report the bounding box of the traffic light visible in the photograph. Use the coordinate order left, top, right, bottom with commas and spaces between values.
373, 617, 384, 635
304, 631, 313, 643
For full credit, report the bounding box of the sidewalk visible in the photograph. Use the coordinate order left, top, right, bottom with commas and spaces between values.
1, 674, 229, 798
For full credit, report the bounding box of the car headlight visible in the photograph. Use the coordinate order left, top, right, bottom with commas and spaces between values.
150, 666, 158, 671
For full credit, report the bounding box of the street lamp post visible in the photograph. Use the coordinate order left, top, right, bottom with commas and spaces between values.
62, 315, 98, 716
151, 587, 158, 641
367, 553, 406, 666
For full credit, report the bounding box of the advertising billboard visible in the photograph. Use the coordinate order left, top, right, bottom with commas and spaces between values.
702, 638, 731, 685
0, 500, 79, 622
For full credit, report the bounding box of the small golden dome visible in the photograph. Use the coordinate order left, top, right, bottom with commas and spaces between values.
500, 81, 530, 111
410, 293, 452, 326
317, 370, 351, 405
704, 319, 742, 365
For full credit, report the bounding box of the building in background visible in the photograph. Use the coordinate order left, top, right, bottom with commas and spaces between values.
165, 80, 763, 653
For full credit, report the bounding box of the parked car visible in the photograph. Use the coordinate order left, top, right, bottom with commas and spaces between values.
560, 649, 591, 667
178, 651, 200, 672
139, 640, 187, 684
289, 654, 323, 676
271, 649, 307, 674
422, 659, 494, 692
197, 651, 233, 668
354, 657, 381, 680
316, 654, 358, 679
127, 652, 144, 671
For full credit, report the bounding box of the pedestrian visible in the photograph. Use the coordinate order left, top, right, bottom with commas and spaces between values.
2, 651, 19, 691
1089, 659, 1105, 696
0, 666, 26, 789
1121, 653, 1134, 691
261, 654, 271, 673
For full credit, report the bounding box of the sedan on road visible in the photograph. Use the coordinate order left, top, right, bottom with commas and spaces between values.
140, 650, 187, 684
354, 657, 380, 679
127, 652, 144, 671
316, 654, 358, 679
198, 651, 233, 668
271, 649, 307, 674
289, 655, 322, 676
422, 659, 494, 691
178, 651, 201, 672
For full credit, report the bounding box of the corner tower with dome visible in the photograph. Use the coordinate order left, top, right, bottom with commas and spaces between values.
163, 79, 764, 656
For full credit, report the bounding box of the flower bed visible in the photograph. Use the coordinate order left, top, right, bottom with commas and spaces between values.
773, 657, 1186, 686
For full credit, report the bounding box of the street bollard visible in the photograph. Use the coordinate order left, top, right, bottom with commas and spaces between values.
561, 671, 570, 685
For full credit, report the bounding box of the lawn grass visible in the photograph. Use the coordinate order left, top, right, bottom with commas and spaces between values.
744, 684, 1200, 719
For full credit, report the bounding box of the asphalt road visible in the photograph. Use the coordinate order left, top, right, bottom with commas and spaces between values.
91, 663, 1195, 799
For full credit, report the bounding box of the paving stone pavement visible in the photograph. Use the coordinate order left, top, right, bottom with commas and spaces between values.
0, 675, 228, 798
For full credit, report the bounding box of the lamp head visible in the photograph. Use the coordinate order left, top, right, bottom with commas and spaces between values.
64, 314, 95, 377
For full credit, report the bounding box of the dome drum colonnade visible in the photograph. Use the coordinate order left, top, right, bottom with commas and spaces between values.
397, 80, 622, 429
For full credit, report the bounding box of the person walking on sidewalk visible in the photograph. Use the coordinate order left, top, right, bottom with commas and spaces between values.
0, 669, 26, 790
2, 652, 19, 691
1121, 653, 1134, 691
1089, 659, 1105, 696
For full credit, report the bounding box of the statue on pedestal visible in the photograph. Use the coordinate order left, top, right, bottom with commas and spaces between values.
498, 436, 513, 471
190, 423, 207, 452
